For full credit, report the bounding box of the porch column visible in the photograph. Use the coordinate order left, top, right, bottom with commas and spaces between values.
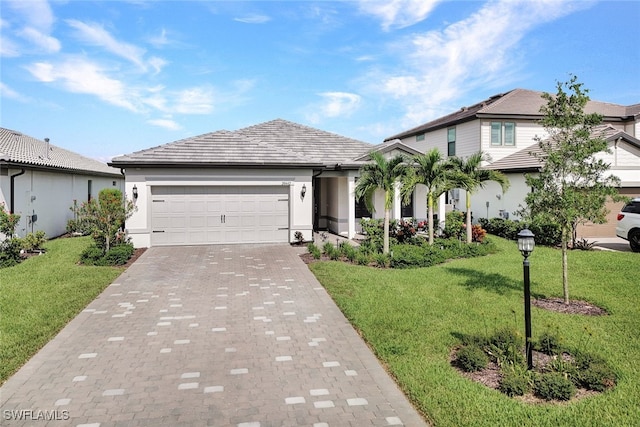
393, 181, 402, 221
438, 193, 447, 231
347, 175, 356, 239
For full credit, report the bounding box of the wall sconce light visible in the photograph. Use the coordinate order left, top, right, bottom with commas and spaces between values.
301, 184, 307, 199
132, 185, 138, 199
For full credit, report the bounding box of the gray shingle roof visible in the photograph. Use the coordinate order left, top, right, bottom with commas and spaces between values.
486, 124, 640, 172
386, 89, 638, 141
110, 119, 373, 169
354, 139, 422, 161
0, 127, 122, 177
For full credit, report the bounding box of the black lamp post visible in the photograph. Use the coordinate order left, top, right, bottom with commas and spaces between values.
517, 228, 535, 370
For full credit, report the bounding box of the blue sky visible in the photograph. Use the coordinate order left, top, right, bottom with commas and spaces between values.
1, 0, 639, 162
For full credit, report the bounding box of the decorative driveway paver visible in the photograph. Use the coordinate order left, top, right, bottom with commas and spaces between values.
0, 244, 428, 426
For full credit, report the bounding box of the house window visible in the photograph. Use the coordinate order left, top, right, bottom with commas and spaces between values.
88, 180, 93, 201
447, 127, 456, 156
491, 122, 516, 146
416, 133, 425, 142
401, 194, 414, 218
355, 197, 372, 219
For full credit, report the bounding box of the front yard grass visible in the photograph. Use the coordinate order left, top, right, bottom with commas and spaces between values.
0, 237, 124, 384
309, 236, 640, 426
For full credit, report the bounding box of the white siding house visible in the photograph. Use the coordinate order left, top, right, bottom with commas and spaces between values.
385, 89, 640, 237
0, 128, 124, 238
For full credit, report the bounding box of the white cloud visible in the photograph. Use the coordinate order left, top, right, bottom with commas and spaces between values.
148, 118, 181, 130
66, 19, 148, 70
148, 56, 168, 75
18, 27, 61, 53
357, 0, 441, 31
0, 82, 28, 102
6, 0, 55, 31
374, 0, 591, 126
148, 28, 169, 48
307, 91, 362, 123
174, 87, 215, 114
234, 14, 271, 24
26, 58, 138, 112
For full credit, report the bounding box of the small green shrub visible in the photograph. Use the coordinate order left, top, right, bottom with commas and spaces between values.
21, 231, 47, 252
534, 372, 576, 401
373, 252, 391, 268
340, 242, 358, 262
579, 363, 617, 392
79, 245, 107, 266
103, 243, 135, 266
307, 243, 321, 259
479, 217, 561, 246
456, 345, 489, 372
355, 252, 370, 265
488, 328, 524, 366
0, 237, 23, 268
443, 211, 465, 240
322, 242, 335, 255
500, 366, 531, 397
537, 329, 564, 356
574, 351, 607, 370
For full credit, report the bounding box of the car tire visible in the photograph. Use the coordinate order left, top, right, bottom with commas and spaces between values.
629, 230, 640, 253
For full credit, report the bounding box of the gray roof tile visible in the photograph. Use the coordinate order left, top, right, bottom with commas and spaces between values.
386, 89, 638, 141
111, 119, 373, 168
0, 127, 122, 176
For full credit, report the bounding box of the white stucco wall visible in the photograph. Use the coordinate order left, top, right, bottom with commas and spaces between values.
470, 173, 532, 222
124, 167, 313, 248
0, 167, 123, 238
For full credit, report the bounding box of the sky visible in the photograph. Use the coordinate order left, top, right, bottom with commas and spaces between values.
1, 0, 639, 162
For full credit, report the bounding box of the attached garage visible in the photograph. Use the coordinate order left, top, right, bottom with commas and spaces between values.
150, 186, 290, 246
576, 187, 640, 238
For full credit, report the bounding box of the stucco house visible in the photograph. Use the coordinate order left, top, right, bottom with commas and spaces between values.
110, 119, 379, 248
0, 127, 124, 238
384, 89, 640, 238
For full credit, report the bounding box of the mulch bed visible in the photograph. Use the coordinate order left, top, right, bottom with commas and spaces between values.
122, 248, 147, 268
533, 298, 608, 316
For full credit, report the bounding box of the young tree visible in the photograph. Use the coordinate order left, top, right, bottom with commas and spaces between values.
449, 152, 510, 243
524, 75, 621, 304
75, 188, 136, 253
355, 151, 408, 254
402, 149, 466, 245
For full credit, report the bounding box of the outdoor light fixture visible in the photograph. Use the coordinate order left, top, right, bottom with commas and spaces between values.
301, 184, 307, 199
517, 228, 535, 370
132, 185, 138, 200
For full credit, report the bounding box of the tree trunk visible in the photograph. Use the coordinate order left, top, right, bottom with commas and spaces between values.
428, 192, 434, 245
466, 190, 472, 244
383, 208, 390, 254
562, 226, 569, 304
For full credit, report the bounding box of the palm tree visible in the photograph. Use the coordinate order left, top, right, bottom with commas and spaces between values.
449, 152, 510, 243
402, 149, 464, 245
355, 151, 408, 254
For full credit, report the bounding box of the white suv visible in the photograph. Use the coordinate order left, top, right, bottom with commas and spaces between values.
616, 197, 640, 252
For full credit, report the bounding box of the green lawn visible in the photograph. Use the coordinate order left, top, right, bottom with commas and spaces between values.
0, 237, 124, 384
310, 237, 640, 427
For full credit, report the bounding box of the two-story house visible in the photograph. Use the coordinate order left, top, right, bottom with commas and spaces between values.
384, 89, 640, 238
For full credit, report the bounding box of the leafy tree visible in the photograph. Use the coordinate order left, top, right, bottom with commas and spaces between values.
74, 188, 136, 253
0, 204, 22, 268
449, 152, 510, 243
524, 76, 622, 304
402, 149, 467, 245
0, 203, 20, 237
355, 151, 409, 254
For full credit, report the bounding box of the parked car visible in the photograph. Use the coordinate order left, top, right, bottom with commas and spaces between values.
616, 197, 640, 252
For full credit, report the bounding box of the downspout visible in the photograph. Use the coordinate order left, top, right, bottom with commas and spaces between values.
10, 168, 26, 213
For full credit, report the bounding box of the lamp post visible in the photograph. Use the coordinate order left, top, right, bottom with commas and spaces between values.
517, 228, 535, 370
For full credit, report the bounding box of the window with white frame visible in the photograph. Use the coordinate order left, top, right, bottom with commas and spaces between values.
416, 133, 425, 142
491, 122, 516, 146
447, 127, 456, 156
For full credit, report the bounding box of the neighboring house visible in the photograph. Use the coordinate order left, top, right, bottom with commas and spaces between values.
384, 89, 640, 238
0, 127, 124, 238
110, 119, 374, 248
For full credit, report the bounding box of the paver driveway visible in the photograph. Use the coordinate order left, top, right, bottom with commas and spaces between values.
1, 244, 427, 427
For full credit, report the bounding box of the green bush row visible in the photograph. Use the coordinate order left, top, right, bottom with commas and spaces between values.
478, 217, 562, 246
80, 243, 135, 266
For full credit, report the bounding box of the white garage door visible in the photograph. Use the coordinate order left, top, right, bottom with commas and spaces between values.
151, 186, 290, 246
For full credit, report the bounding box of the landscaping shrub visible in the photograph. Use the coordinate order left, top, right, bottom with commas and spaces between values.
21, 231, 47, 252
373, 252, 391, 268
80, 245, 107, 266
307, 243, 321, 259
534, 372, 576, 401
471, 224, 487, 243
537, 328, 564, 356
390, 219, 417, 243
488, 327, 524, 366
528, 218, 562, 246
322, 242, 335, 255
578, 363, 617, 392
0, 238, 23, 268
443, 211, 465, 240
339, 242, 358, 262
499, 366, 531, 397
479, 217, 561, 246
456, 345, 489, 372
389, 238, 496, 269
103, 243, 135, 266
355, 252, 370, 265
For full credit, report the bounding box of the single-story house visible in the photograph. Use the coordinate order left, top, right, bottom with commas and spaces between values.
0, 127, 124, 238
110, 119, 387, 248
384, 89, 640, 238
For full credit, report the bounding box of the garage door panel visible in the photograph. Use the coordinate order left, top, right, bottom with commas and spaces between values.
151, 185, 290, 246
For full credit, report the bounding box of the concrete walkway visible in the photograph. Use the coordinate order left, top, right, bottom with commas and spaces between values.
1, 244, 427, 427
